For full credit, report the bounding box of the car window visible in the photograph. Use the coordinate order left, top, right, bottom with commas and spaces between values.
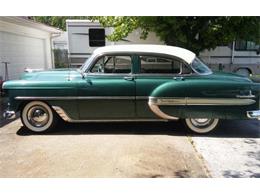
191, 57, 212, 75
139, 55, 189, 74
91, 56, 132, 74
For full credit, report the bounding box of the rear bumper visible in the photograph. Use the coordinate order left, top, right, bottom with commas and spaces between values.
247, 110, 260, 120
3, 110, 16, 119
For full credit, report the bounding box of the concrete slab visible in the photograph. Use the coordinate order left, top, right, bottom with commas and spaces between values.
0, 120, 208, 178
191, 120, 260, 178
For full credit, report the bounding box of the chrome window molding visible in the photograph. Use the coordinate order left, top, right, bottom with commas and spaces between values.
83, 52, 202, 76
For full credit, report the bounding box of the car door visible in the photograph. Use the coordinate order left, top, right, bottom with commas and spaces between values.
135, 54, 190, 118
77, 54, 136, 119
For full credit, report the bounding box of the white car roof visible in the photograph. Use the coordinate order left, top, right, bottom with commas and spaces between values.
93, 44, 196, 64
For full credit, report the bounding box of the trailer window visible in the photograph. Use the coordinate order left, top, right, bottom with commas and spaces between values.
235, 40, 260, 51
89, 29, 105, 47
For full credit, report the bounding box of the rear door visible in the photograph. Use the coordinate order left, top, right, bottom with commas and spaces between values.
135, 54, 189, 118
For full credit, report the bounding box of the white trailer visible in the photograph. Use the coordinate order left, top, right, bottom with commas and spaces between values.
199, 41, 260, 76
67, 20, 260, 76
66, 20, 163, 67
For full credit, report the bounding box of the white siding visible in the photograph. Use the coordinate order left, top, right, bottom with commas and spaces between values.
0, 31, 47, 79
0, 19, 54, 80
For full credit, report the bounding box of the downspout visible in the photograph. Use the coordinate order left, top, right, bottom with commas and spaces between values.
231, 40, 235, 64
50, 33, 62, 69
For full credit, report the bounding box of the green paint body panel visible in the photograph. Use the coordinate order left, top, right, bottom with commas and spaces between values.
77, 75, 135, 119
3, 66, 260, 121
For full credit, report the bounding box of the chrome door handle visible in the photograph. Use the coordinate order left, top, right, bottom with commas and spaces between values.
124, 76, 134, 81
173, 76, 185, 81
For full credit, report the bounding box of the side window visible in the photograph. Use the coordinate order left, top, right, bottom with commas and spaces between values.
91, 56, 132, 74
139, 55, 189, 74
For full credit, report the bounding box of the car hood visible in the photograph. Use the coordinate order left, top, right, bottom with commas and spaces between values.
20, 68, 81, 81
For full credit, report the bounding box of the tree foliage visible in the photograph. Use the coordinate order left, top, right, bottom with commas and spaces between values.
93, 16, 260, 54
31, 16, 90, 31
32, 16, 260, 54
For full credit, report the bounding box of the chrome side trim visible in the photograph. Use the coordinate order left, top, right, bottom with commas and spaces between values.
3, 110, 16, 119
16, 96, 150, 101
52, 106, 167, 122
186, 97, 255, 106
150, 97, 186, 105
247, 110, 260, 119
52, 106, 71, 121
149, 97, 255, 106
148, 99, 179, 120
16, 96, 135, 100
236, 95, 256, 98
136, 96, 149, 100
236, 90, 255, 99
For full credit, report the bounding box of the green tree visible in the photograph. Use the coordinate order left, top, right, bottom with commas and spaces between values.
94, 16, 260, 54
32, 16, 260, 54
31, 16, 90, 31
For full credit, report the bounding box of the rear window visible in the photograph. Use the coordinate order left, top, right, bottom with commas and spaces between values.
139, 55, 186, 74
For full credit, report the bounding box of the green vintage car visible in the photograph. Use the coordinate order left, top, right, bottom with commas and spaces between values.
2, 45, 260, 133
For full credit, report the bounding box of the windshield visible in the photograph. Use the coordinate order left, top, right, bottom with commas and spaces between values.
80, 54, 96, 72
190, 57, 212, 75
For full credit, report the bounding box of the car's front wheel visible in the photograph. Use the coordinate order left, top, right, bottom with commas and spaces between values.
184, 118, 219, 134
21, 101, 57, 132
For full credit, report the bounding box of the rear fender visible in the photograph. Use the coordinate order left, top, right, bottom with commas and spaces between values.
149, 80, 258, 119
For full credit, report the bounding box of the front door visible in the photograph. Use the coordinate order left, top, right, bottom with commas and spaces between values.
78, 55, 136, 119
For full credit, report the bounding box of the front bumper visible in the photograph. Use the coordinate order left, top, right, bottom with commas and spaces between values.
3, 110, 16, 119
247, 110, 260, 120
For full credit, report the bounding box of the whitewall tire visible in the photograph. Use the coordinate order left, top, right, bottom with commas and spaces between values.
184, 118, 219, 134
21, 101, 56, 132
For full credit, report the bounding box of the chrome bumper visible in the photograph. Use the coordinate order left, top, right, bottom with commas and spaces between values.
3, 110, 16, 119
247, 110, 260, 119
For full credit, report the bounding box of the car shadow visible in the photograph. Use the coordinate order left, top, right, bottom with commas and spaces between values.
16, 119, 260, 138
16, 121, 189, 136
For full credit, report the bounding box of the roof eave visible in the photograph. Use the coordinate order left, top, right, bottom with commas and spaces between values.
0, 17, 62, 34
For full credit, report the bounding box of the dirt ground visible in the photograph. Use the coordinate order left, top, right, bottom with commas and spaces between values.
0, 119, 208, 178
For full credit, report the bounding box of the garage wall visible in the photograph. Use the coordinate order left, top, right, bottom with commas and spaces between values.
0, 20, 53, 80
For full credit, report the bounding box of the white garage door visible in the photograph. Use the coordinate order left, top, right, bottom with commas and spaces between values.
0, 31, 47, 80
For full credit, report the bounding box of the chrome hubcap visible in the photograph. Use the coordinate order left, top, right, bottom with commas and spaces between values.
27, 106, 49, 127
190, 118, 213, 127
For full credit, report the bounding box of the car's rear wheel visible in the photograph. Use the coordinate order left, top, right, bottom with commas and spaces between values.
21, 101, 57, 132
184, 118, 219, 134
